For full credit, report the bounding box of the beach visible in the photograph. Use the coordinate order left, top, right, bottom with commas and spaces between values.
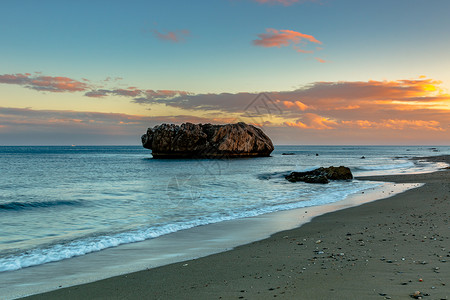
20, 155, 450, 300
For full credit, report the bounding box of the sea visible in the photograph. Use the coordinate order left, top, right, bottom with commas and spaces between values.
0, 145, 449, 298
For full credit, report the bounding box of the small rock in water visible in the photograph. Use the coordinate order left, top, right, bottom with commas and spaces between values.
285, 166, 352, 184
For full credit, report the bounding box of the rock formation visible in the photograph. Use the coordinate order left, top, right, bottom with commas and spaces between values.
141, 122, 274, 158
285, 166, 353, 184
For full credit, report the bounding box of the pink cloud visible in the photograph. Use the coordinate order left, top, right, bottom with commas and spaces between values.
0, 73, 89, 92
152, 29, 190, 43
293, 46, 314, 53
253, 28, 321, 48
314, 57, 328, 63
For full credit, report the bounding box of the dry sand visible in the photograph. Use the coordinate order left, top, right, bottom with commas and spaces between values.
22, 156, 450, 300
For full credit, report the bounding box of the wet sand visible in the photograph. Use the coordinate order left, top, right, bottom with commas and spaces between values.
22, 156, 450, 300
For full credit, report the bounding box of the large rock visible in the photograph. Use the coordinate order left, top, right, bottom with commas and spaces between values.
141, 122, 274, 158
285, 166, 353, 184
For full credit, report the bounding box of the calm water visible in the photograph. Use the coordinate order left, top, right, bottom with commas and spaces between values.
0, 145, 449, 272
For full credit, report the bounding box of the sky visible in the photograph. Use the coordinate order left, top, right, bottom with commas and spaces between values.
1, 0, 449, 145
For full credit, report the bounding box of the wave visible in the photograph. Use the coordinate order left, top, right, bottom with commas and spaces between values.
354, 161, 415, 171
0, 200, 81, 211
0, 181, 382, 272
257, 166, 321, 180
293, 166, 321, 173
257, 171, 290, 180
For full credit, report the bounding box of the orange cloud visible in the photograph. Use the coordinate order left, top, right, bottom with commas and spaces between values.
253, 28, 321, 50
285, 113, 338, 130
293, 46, 314, 53
314, 57, 328, 63
2, 71, 448, 141
282, 100, 309, 111
342, 119, 444, 131
0, 73, 89, 92
152, 29, 190, 43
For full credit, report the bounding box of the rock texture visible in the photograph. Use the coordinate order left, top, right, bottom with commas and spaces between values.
141, 122, 274, 158
285, 166, 353, 184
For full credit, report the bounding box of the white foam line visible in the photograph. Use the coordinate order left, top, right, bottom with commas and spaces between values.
0, 181, 422, 300
0, 180, 378, 272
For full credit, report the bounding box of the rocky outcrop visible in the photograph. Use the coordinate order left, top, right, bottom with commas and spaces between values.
142, 122, 274, 158
285, 166, 353, 184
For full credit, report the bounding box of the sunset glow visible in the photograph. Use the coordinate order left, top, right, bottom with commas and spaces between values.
0, 0, 449, 145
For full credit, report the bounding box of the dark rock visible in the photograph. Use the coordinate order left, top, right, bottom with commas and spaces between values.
322, 166, 353, 180
303, 175, 329, 184
285, 166, 353, 184
142, 122, 274, 158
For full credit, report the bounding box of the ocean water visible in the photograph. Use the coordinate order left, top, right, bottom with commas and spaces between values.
0, 145, 449, 275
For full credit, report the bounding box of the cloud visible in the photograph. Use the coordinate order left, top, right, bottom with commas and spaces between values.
0, 107, 234, 145
253, 28, 322, 54
314, 57, 328, 63
152, 29, 190, 43
133, 77, 449, 136
253, 28, 321, 48
282, 100, 309, 111
293, 46, 314, 54
0, 73, 89, 92
85, 88, 191, 101
252, 0, 317, 5
85, 88, 142, 98
2, 71, 448, 143
341, 119, 444, 131
0, 72, 192, 105
285, 113, 338, 130
140, 77, 448, 112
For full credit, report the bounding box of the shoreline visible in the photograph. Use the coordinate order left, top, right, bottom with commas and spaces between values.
20, 156, 450, 299
3, 181, 413, 299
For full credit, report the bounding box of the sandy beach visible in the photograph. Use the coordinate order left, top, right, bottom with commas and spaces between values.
22, 156, 450, 300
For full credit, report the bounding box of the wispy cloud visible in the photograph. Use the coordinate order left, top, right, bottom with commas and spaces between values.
293, 46, 314, 53
253, 28, 323, 55
151, 29, 191, 43
314, 57, 328, 63
0, 73, 89, 92
85, 88, 191, 101
0, 72, 191, 102
253, 28, 321, 48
